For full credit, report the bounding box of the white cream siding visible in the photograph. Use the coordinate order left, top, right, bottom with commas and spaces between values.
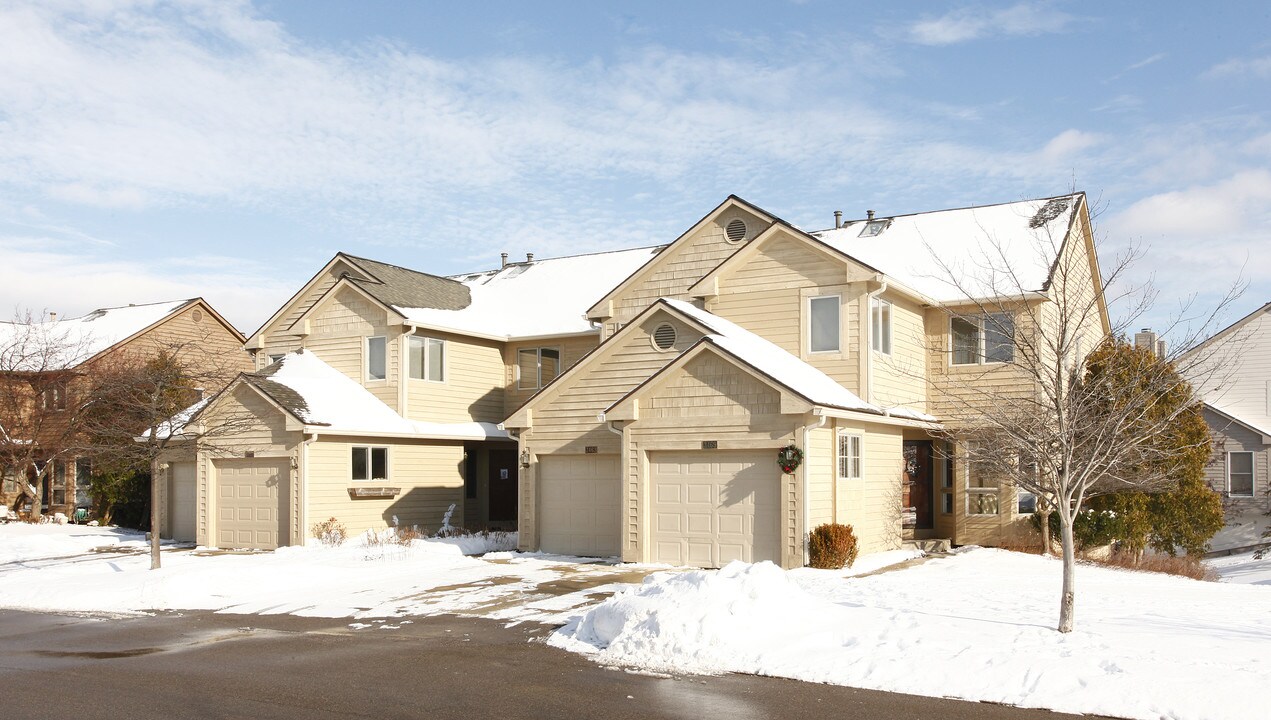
256, 257, 367, 360
406, 331, 505, 423
832, 419, 904, 555
302, 286, 401, 410
805, 425, 834, 531
604, 207, 771, 334
870, 292, 928, 412
304, 437, 465, 539
503, 335, 599, 415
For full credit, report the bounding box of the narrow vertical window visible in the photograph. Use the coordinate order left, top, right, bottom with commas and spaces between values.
1228, 452, 1254, 497
809, 296, 840, 353
409, 336, 446, 382
871, 297, 892, 355
426, 337, 445, 382
951, 317, 980, 365
518, 347, 560, 389
366, 336, 387, 381
837, 433, 862, 480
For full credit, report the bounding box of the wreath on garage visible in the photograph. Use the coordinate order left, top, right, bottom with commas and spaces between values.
777, 443, 804, 475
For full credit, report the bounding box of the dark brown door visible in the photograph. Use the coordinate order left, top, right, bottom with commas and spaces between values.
487, 449, 518, 524
903, 440, 934, 530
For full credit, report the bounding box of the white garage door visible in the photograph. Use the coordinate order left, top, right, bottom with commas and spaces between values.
538, 454, 621, 558
215, 458, 289, 550
649, 450, 780, 567
169, 461, 197, 543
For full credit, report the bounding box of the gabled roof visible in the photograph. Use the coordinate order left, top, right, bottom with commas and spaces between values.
340, 255, 471, 312
238, 351, 510, 440
606, 300, 937, 423
586, 195, 777, 321
1177, 301, 1271, 363
399, 246, 662, 339
811, 194, 1084, 304
0, 299, 203, 371
1204, 402, 1271, 441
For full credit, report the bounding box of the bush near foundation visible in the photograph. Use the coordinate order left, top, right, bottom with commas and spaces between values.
809, 523, 859, 569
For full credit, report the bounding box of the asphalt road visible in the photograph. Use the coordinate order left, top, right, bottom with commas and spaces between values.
0, 610, 1110, 720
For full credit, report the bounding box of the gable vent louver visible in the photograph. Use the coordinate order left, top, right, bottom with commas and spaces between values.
652, 323, 678, 351
725, 218, 748, 243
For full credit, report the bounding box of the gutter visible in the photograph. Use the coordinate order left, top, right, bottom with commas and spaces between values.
811, 406, 940, 430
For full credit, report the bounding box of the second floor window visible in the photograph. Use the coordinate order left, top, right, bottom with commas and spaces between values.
871, 297, 892, 355
366, 336, 387, 381
409, 336, 445, 382
42, 382, 67, 411
951, 313, 1015, 365
352, 446, 388, 482
518, 347, 561, 390
809, 296, 840, 353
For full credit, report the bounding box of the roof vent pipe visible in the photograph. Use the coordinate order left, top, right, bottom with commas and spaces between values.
866, 210, 875, 221
500, 252, 508, 268
526, 252, 534, 263
48, 312, 57, 321
833, 210, 842, 229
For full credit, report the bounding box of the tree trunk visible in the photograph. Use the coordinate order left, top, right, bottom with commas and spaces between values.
149, 458, 161, 570
1038, 506, 1052, 556
1058, 515, 1077, 633
27, 471, 44, 519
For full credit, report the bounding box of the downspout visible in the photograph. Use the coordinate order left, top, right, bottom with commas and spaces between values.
300, 432, 316, 546
498, 424, 525, 550
802, 413, 829, 565
865, 278, 888, 406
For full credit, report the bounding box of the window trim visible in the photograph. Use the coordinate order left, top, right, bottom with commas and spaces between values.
517, 346, 561, 390
365, 336, 388, 382
351, 446, 389, 482
871, 297, 892, 355
808, 295, 841, 354
42, 382, 67, 411
837, 432, 863, 480
949, 313, 1015, 366
409, 335, 446, 383
1227, 450, 1255, 498
966, 453, 1001, 517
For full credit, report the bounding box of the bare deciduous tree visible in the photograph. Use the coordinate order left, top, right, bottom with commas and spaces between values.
924, 198, 1240, 633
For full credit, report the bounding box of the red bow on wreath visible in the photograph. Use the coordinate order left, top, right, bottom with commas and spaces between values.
777, 444, 804, 474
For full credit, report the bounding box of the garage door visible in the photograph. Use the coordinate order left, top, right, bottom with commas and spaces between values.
169, 461, 197, 543
215, 458, 289, 550
649, 450, 780, 567
538, 454, 621, 557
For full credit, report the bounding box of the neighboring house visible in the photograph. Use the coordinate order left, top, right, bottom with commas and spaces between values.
164, 193, 1108, 565
505, 194, 1108, 567
1178, 302, 1271, 551
0, 299, 250, 517
160, 251, 656, 548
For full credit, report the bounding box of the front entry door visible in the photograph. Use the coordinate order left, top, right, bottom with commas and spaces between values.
903, 440, 934, 530
487, 449, 519, 525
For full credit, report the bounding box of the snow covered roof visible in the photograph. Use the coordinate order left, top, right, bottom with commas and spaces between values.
0, 300, 195, 371
811, 195, 1082, 303
245, 350, 509, 440
397, 246, 663, 339
612, 300, 936, 422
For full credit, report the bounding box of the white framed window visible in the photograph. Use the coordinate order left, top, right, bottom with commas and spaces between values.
809, 295, 840, 353
42, 382, 66, 411
871, 297, 892, 355
409, 336, 445, 382
837, 432, 862, 480
366, 336, 387, 381
518, 347, 561, 390
1016, 490, 1037, 514
51, 460, 66, 505
75, 458, 92, 506
951, 313, 1015, 365
1228, 451, 1255, 497
967, 454, 1001, 516
351, 446, 388, 482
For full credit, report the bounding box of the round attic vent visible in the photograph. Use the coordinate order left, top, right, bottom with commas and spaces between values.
652, 323, 677, 351
191, 309, 203, 322
724, 218, 747, 243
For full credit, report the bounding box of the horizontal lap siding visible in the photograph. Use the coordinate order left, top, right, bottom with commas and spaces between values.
503, 335, 599, 416
260, 258, 362, 348
305, 438, 464, 539
1204, 410, 1270, 514
872, 294, 927, 411
304, 287, 400, 410
807, 425, 834, 530
610, 208, 769, 330
407, 332, 504, 423
833, 419, 903, 555
710, 236, 861, 393
117, 303, 252, 379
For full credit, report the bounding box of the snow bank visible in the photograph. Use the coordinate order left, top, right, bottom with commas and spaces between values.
1209, 549, 1271, 585
554, 549, 1271, 720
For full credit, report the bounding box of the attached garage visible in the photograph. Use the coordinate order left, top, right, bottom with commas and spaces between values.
648, 450, 780, 567
168, 461, 197, 543
214, 457, 290, 550
537, 454, 621, 557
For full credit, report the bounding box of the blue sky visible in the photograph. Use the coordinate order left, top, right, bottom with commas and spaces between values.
1, 0, 1268, 338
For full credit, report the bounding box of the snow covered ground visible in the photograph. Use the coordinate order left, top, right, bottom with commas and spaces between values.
552, 549, 1271, 720
7, 525, 1268, 720
0, 523, 643, 623
1208, 549, 1271, 585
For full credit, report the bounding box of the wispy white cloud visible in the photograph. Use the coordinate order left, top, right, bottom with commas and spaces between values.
905, 3, 1076, 46
1204, 55, 1271, 79
1128, 53, 1167, 71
